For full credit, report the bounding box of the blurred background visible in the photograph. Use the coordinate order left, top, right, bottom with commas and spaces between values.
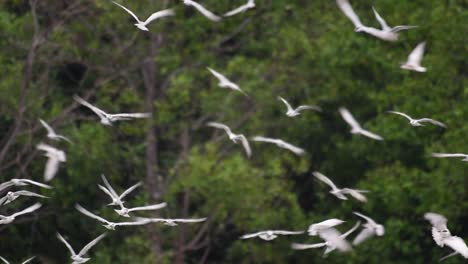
0, 0, 466, 263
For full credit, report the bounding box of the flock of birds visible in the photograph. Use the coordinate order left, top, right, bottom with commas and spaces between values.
0, 0, 465, 263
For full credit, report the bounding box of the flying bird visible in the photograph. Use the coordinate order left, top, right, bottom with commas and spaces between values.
241, 230, 304, 241
39, 119, 72, 143
313, 172, 369, 202
251, 136, 305, 156
0, 179, 52, 193
339, 107, 383, 141
207, 122, 251, 157
74, 95, 151, 126
137, 217, 207, 226
307, 219, 352, 252
292, 221, 360, 256
278, 96, 321, 117
387, 111, 446, 128
0, 256, 35, 264
224, 0, 255, 17
207, 67, 247, 95
57, 232, 106, 264
98, 174, 142, 207
112, 1, 174, 31
0, 190, 48, 206
352, 212, 385, 245
114, 202, 167, 218
75, 204, 151, 230
36, 143, 66, 181
401, 42, 427, 72
183, 0, 221, 22
0, 203, 42, 225
431, 153, 468, 162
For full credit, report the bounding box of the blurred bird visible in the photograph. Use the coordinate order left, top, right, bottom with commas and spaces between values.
0, 203, 42, 225
0, 179, 52, 193
39, 119, 72, 143
241, 230, 304, 241
307, 219, 352, 252
207, 67, 247, 96
57, 232, 106, 264
224, 0, 255, 17
339, 107, 383, 141
98, 174, 142, 207
251, 136, 305, 155
0, 256, 35, 264
75, 204, 150, 230
0, 190, 48, 206
37, 143, 66, 181
136, 217, 207, 226
387, 111, 446, 128
431, 153, 468, 162
112, 1, 174, 31
352, 212, 385, 245
313, 172, 369, 202
401, 42, 427, 72
207, 122, 251, 157
183, 0, 221, 22
278, 96, 321, 117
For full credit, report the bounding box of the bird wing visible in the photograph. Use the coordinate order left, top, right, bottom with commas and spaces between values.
75, 204, 109, 224
11, 203, 42, 218
73, 95, 108, 120
111, 113, 151, 120
115, 219, 151, 226
172, 217, 207, 223
432, 153, 467, 158
439, 251, 459, 262
56, 232, 77, 256
44, 156, 60, 182
424, 212, 448, 229
360, 26, 398, 42
291, 242, 327, 250
101, 175, 119, 198
21, 257, 35, 264
39, 119, 55, 135
296, 105, 322, 112
119, 182, 142, 200
128, 202, 167, 212
186, 0, 221, 22
359, 129, 384, 141
273, 230, 305, 235
341, 221, 361, 238
391, 25, 418, 32
387, 111, 413, 121
143, 9, 175, 25
112, 1, 140, 22
251, 136, 277, 144
443, 236, 468, 258
206, 122, 233, 135
78, 233, 107, 257
0, 196, 8, 206
407, 42, 426, 66
313, 171, 339, 190
371, 7, 390, 31
0, 181, 14, 193
339, 107, 361, 130
278, 96, 294, 112
353, 212, 376, 225
36, 143, 57, 153
319, 228, 352, 252
98, 185, 118, 202
207, 67, 231, 84
344, 189, 368, 202
418, 118, 446, 128
17, 179, 53, 189
224, 4, 249, 17
240, 231, 264, 239
352, 227, 375, 245
238, 135, 252, 158
279, 141, 305, 155
15, 190, 48, 199
336, 0, 364, 29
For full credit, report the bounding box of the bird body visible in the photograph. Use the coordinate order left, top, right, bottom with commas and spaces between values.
388, 111, 446, 127
207, 122, 251, 157
401, 42, 427, 72
112, 2, 174, 31
339, 107, 383, 141
352, 212, 385, 245
36, 143, 66, 181
241, 230, 304, 241
98, 175, 142, 207
207, 67, 247, 95
278, 97, 321, 117
39, 119, 72, 143
313, 172, 369, 202
57, 232, 106, 264
0, 190, 48, 206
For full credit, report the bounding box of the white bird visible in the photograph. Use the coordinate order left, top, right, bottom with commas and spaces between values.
0, 190, 48, 206
183, 0, 221, 22
431, 153, 468, 162
98, 174, 142, 207
307, 219, 352, 252
74, 95, 151, 126
137, 217, 207, 226
339, 107, 383, 141
36, 143, 66, 181
352, 212, 385, 245
207, 122, 251, 157
308, 219, 346, 236
0, 256, 35, 264
278, 96, 321, 117
313, 172, 369, 202
251, 136, 305, 156
114, 202, 167, 218
0, 179, 52, 193
75, 204, 151, 230
241, 230, 304, 241
401, 42, 427, 72
372, 7, 418, 33
57, 232, 106, 264
0, 203, 42, 225
39, 119, 72, 143
112, 2, 175, 31
207, 67, 247, 96
224, 0, 255, 17
388, 111, 446, 128
292, 221, 360, 256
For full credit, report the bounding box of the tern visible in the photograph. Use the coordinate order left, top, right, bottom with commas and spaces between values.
114, 202, 167, 218
352, 212, 385, 245
57, 232, 106, 264
339, 107, 383, 141
39, 119, 72, 143
75, 204, 151, 230
207, 67, 247, 96
307, 219, 352, 252
183, 0, 221, 22
224, 0, 255, 17
74, 95, 151, 126
313, 172, 369, 202
98, 174, 142, 207
112, 2, 174, 31
387, 111, 446, 128
0, 179, 52, 193
36, 143, 67, 181
240, 230, 304, 241
292, 221, 360, 256
0, 256, 35, 264
278, 96, 321, 117
431, 153, 468, 162
401, 42, 427, 72
137, 217, 207, 226
207, 122, 251, 157
0, 203, 42, 225
0, 190, 48, 206
251, 136, 305, 156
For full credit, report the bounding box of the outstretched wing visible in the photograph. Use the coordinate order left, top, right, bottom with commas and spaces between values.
21, 257, 35, 264
15, 190, 48, 199
432, 153, 467, 158
418, 118, 446, 128
185, 0, 221, 22
443, 236, 468, 258
73, 95, 108, 120
341, 221, 361, 238
296, 105, 322, 112
353, 212, 376, 225
17, 179, 53, 189
56, 232, 77, 256
78, 233, 107, 257
371, 7, 390, 31
143, 9, 175, 25
280, 141, 305, 155
119, 182, 142, 200
111, 113, 151, 120
336, 0, 364, 29
240, 231, 263, 239
173, 217, 207, 223
339, 107, 361, 130
344, 189, 368, 202
313, 171, 339, 190
207, 122, 233, 135
11, 203, 42, 218
39, 119, 55, 135
207, 67, 230, 84
238, 135, 252, 158
0, 256, 9, 264
251, 136, 277, 144
128, 202, 167, 212
44, 156, 60, 181
224, 4, 249, 17
359, 129, 384, 141
352, 227, 375, 245
407, 42, 426, 66
274, 230, 304, 235
319, 228, 352, 252
391, 25, 418, 33
387, 111, 413, 121
101, 175, 119, 198
75, 204, 109, 224
278, 96, 294, 112
112, 1, 140, 22
291, 242, 327, 250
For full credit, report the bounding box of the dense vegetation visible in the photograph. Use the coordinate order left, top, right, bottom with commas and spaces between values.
0, 0, 466, 263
